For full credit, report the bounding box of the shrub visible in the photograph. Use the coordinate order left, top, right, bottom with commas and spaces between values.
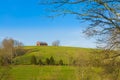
49, 56, 55, 65
59, 59, 64, 65
38, 59, 43, 65
46, 58, 50, 65
31, 55, 37, 65
15, 48, 26, 56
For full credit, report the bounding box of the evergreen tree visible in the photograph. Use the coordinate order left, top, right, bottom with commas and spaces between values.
39, 59, 43, 65
31, 55, 37, 65
59, 59, 64, 65
49, 56, 55, 65
46, 58, 50, 65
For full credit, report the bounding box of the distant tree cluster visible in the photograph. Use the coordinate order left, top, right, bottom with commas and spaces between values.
52, 40, 60, 46
0, 38, 25, 66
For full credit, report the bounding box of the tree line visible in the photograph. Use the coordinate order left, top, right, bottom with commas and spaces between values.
31, 56, 64, 65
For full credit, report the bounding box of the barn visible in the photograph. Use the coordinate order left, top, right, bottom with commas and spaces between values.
36, 41, 48, 46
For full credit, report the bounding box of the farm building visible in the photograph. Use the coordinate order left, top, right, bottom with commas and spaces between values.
36, 41, 48, 46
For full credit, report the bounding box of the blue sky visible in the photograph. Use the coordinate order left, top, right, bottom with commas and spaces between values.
0, 0, 96, 48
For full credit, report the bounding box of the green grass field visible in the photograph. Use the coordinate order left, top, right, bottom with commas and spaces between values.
6, 65, 102, 80
13, 46, 93, 65
8, 46, 101, 80
1, 46, 120, 80
9, 65, 76, 80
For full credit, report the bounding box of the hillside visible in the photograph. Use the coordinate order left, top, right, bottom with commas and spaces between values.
13, 46, 93, 65
2, 46, 120, 80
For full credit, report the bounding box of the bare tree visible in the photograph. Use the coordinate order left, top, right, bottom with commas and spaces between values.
40, 0, 120, 57
0, 38, 24, 65
52, 40, 60, 46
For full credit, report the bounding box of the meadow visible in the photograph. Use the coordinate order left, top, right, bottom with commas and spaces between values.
0, 46, 94, 80
0, 65, 103, 80
13, 46, 93, 65
9, 65, 76, 80
0, 46, 120, 80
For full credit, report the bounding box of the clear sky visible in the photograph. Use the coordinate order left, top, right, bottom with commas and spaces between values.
0, 0, 96, 48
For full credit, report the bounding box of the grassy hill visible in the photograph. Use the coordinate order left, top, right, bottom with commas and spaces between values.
13, 46, 93, 65
1, 46, 120, 80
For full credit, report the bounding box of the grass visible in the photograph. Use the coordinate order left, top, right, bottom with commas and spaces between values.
13, 46, 93, 65
10, 65, 77, 80
8, 46, 103, 80
1, 46, 120, 80
8, 65, 103, 80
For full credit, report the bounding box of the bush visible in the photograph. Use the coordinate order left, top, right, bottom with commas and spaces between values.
59, 59, 64, 65
31, 55, 37, 65
46, 58, 50, 65
38, 59, 44, 65
49, 56, 55, 65
46, 56, 55, 65
0, 56, 10, 66
15, 48, 26, 56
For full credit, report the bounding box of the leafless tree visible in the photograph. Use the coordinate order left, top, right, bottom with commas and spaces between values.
40, 0, 120, 57
0, 38, 24, 65
52, 40, 60, 46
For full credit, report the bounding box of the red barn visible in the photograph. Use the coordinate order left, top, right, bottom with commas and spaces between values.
36, 41, 48, 46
